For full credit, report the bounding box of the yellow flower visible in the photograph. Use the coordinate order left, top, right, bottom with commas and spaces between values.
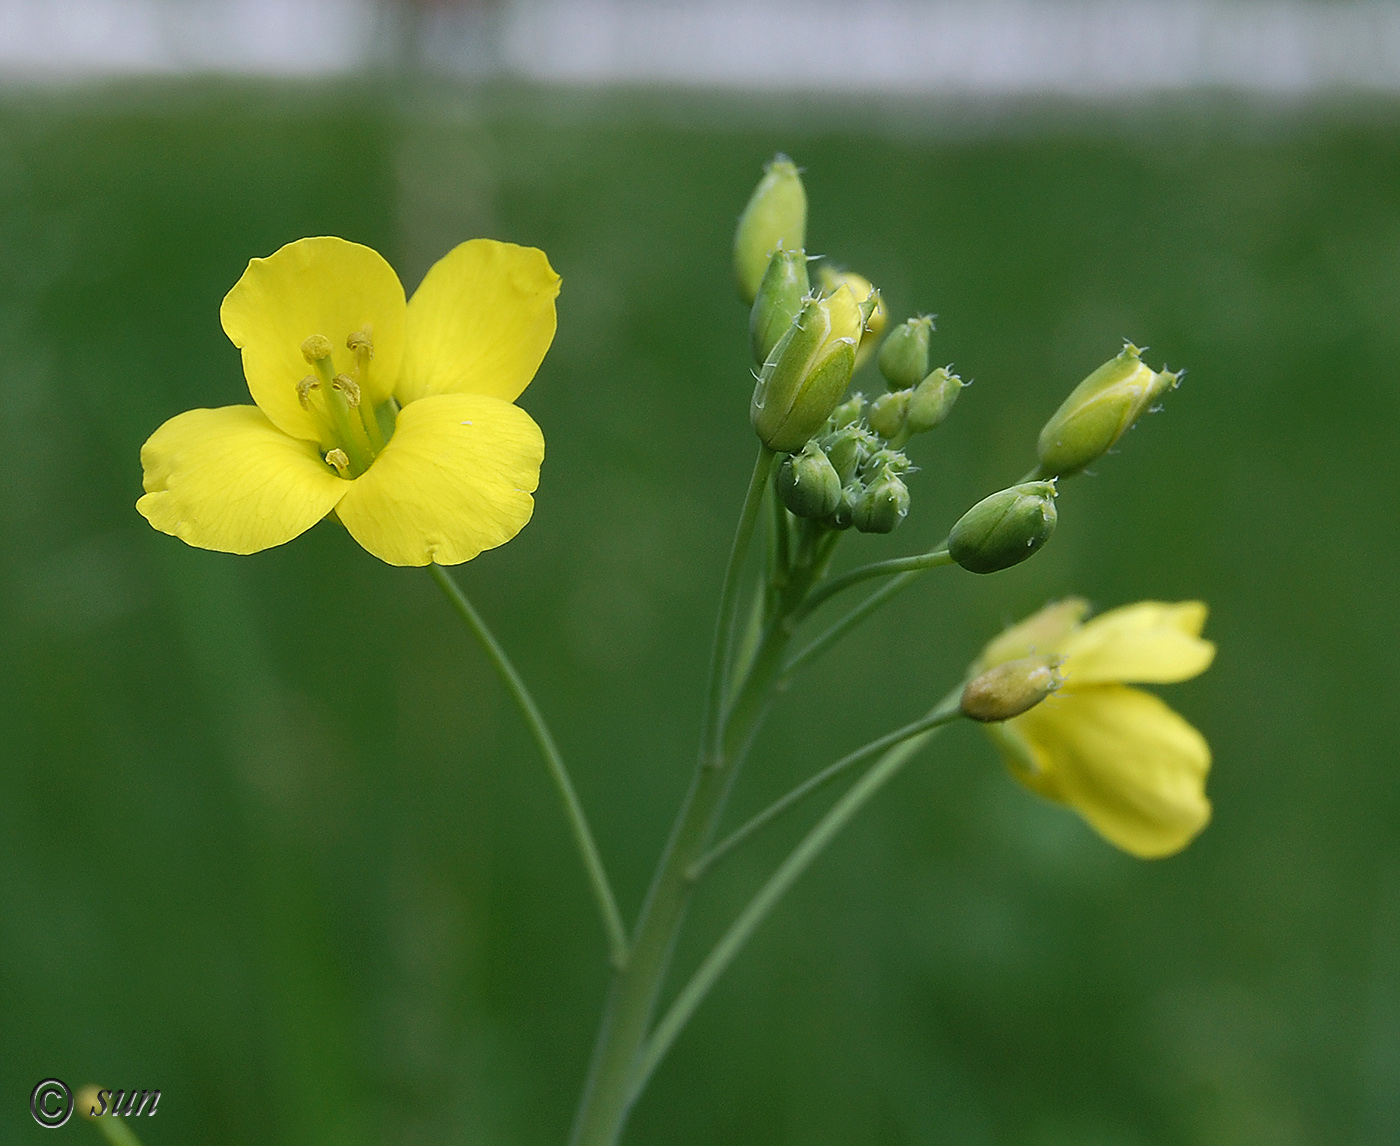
137, 236, 560, 566
975, 598, 1216, 858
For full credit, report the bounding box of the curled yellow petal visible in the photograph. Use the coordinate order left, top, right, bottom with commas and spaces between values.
220, 237, 406, 441
1007, 685, 1212, 859
976, 597, 1090, 671
137, 405, 345, 554
335, 393, 544, 567
398, 239, 560, 405
1058, 600, 1215, 686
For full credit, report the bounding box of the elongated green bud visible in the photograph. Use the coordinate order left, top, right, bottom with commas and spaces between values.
877, 316, 934, 391
1036, 343, 1179, 478
823, 424, 872, 484
868, 389, 911, 439
750, 248, 810, 365
905, 367, 964, 434
751, 288, 862, 452
734, 155, 807, 304
852, 470, 910, 534
777, 442, 842, 519
961, 655, 1063, 722
949, 480, 1058, 574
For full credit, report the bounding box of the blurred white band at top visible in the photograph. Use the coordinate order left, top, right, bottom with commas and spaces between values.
6, 0, 1400, 93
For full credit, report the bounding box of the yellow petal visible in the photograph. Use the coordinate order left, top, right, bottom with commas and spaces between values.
335, 394, 543, 567
1006, 685, 1212, 858
137, 405, 345, 554
220, 237, 406, 441
398, 240, 560, 405
976, 597, 1090, 671
1059, 601, 1215, 686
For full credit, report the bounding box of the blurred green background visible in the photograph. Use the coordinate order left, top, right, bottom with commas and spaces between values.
2, 80, 1398, 1146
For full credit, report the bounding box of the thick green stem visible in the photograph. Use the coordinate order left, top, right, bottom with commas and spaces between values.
430, 564, 629, 968
630, 697, 957, 1100
568, 447, 777, 1146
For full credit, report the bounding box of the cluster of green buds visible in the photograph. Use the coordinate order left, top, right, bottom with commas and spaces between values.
732, 153, 1184, 580
867, 316, 966, 447
775, 397, 914, 534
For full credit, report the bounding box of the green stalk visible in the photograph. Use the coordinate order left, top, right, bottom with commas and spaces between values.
568, 447, 777, 1146
430, 564, 628, 969
629, 697, 957, 1100
782, 568, 925, 681
690, 693, 963, 880
791, 543, 952, 623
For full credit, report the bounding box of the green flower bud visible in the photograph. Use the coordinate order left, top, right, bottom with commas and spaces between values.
905, 367, 965, 434
828, 393, 867, 431
734, 155, 807, 305
948, 480, 1058, 574
777, 442, 842, 519
877, 316, 934, 391
868, 389, 911, 439
960, 655, 1063, 722
822, 424, 874, 483
851, 470, 910, 534
751, 288, 862, 453
1036, 343, 1179, 478
750, 248, 810, 365
859, 446, 910, 481
827, 483, 858, 530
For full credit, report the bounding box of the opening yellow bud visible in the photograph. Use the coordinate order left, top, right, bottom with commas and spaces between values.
961, 655, 1063, 722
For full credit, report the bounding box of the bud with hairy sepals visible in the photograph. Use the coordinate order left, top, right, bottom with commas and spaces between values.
751, 287, 862, 452
750, 248, 810, 365
877, 316, 934, 391
868, 389, 911, 439
906, 367, 964, 433
734, 155, 807, 305
777, 442, 842, 519
852, 470, 910, 533
961, 655, 1063, 722
1036, 343, 1178, 478
949, 480, 1058, 574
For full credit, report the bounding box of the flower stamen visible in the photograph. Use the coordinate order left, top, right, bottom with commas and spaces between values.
296, 375, 319, 410
332, 373, 361, 408
325, 448, 351, 477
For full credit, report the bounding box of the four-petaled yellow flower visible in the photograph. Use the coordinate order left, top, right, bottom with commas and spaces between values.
975, 598, 1215, 858
138, 236, 560, 566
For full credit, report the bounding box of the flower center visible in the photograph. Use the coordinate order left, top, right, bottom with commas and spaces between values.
297, 331, 397, 478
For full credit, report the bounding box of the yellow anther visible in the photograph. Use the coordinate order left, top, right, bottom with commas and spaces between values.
325, 448, 351, 476
296, 375, 319, 409
332, 373, 361, 407
346, 329, 374, 358
301, 334, 333, 363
